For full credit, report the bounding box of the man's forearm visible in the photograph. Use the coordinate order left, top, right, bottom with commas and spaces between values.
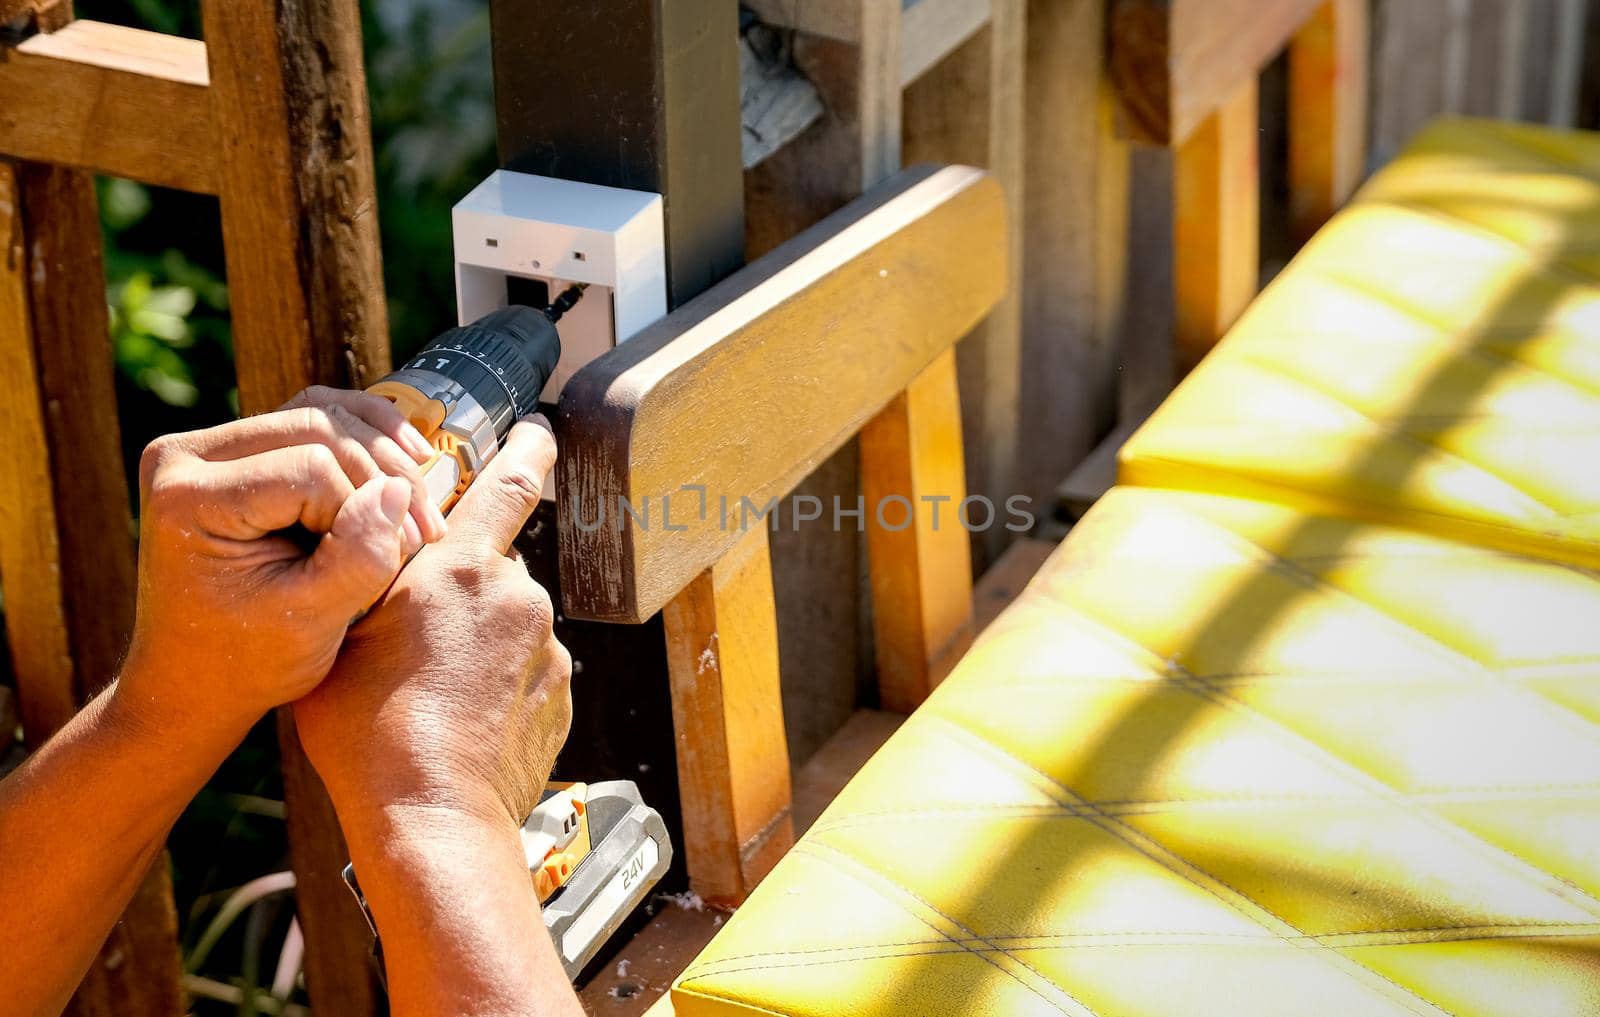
340, 802, 583, 1017
0, 673, 253, 1015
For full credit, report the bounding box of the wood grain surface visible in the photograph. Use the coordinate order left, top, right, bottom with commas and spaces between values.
1289, 0, 1369, 242
1110, 0, 1322, 145
663, 526, 793, 905
0, 20, 215, 192
860, 349, 975, 712
1019, 0, 1130, 515
1173, 79, 1260, 375
200, 2, 391, 1011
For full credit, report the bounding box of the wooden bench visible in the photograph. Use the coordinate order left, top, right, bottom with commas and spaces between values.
586, 3, 1600, 1013
556, 163, 1006, 907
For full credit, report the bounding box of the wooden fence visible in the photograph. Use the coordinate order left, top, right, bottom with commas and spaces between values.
0, 0, 389, 1012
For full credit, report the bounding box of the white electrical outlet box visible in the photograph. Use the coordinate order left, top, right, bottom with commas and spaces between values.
452, 170, 667, 404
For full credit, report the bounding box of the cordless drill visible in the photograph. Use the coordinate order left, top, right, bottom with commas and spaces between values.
365, 291, 575, 514
345, 292, 673, 980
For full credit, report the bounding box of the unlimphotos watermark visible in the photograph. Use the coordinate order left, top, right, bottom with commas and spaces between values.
568, 486, 1035, 534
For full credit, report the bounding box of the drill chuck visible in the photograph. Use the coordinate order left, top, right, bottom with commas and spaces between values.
367, 302, 566, 514
400, 305, 561, 439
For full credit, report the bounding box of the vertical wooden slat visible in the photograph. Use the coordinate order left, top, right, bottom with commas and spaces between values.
200, 1, 390, 1011
748, 0, 902, 764
663, 526, 793, 906
0, 166, 74, 741
1288, 0, 1368, 243
861, 349, 974, 712
0, 160, 184, 1015
1543, 0, 1587, 127
1019, 0, 1130, 513
902, 0, 1024, 568
1173, 79, 1260, 375
1369, 0, 1466, 164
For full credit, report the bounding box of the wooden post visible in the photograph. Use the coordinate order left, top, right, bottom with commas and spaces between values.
1173, 78, 1259, 376
489, 0, 749, 899
493, 0, 744, 304
861, 349, 975, 712
662, 526, 792, 905
1288, 0, 1368, 243
200, 1, 391, 1011
0, 160, 184, 1015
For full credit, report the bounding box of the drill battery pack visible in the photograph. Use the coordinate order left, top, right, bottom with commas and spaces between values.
342, 779, 670, 984
530, 780, 673, 978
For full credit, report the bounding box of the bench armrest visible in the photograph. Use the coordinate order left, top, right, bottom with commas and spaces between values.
556, 163, 1007, 623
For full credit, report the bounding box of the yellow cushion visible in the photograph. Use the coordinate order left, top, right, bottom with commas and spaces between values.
1119, 117, 1600, 568
672, 487, 1600, 1016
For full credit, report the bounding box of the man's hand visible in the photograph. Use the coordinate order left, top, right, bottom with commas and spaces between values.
294, 415, 571, 826
0, 387, 453, 1017
121, 387, 449, 732
294, 416, 581, 1017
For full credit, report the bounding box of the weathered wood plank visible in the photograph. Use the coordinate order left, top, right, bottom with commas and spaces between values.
201, 1, 391, 1011
744, 0, 862, 42
1288, 0, 1368, 243
1544, 0, 1587, 127
745, 0, 900, 768
663, 526, 792, 905
748, 0, 993, 88
1369, 0, 1466, 165
1173, 79, 1259, 375
0, 159, 185, 1017
1110, 0, 1321, 145
0, 166, 73, 745
557, 165, 1007, 625
0, 20, 215, 193
1019, 0, 1129, 515
903, 0, 1024, 568
902, 0, 992, 85
861, 349, 974, 713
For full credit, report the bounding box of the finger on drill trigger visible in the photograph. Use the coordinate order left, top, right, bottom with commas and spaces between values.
286, 385, 436, 464
173, 401, 446, 542
190, 444, 357, 541
302, 405, 445, 543
302, 475, 411, 614
445, 414, 558, 557
290, 388, 449, 538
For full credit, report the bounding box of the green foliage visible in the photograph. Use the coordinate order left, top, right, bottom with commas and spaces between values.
101, 176, 234, 412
